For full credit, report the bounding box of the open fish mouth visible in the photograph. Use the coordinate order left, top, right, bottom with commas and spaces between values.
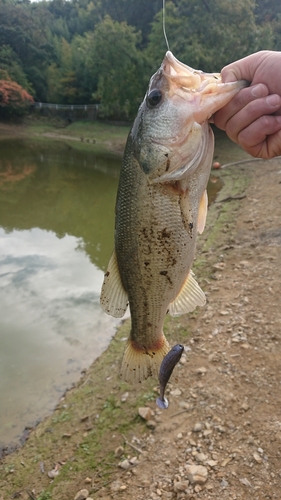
163, 51, 222, 92
162, 51, 248, 121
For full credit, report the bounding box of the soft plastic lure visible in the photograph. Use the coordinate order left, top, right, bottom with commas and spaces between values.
156, 344, 184, 409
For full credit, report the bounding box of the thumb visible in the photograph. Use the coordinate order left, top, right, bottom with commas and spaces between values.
221, 67, 240, 84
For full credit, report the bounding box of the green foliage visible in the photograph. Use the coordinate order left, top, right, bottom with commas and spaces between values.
0, 44, 33, 93
37, 491, 52, 500
75, 15, 148, 118
254, 0, 281, 50
146, 0, 275, 73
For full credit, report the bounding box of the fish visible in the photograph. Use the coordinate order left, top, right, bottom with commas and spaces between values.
156, 344, 184, 409
100, 51, 247, 383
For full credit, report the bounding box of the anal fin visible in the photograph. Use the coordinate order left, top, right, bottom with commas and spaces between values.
169, 271, 206, 316
100, 249, 128, 318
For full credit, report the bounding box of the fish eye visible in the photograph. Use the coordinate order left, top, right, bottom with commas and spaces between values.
146, 89, 162, 109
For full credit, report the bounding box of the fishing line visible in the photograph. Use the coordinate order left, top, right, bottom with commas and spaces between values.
163, 0, 170, 51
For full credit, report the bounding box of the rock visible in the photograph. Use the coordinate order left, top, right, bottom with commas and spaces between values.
74, 490, 89, 500
253, 452, 262, 463
213, 262, 225, 270
84, 477, 92, 484
193, 422, 203, 432
185, 464, 208, 485
194, 452, 207, 462
178, 401, 191, 410
241, 402, 250, 411
114, 445, 124, 457
196, 367, 207, 375
150, 493, 161, 500
170, 388, 182, 396
203, 429, 213, 437
111, 480, 123, 492
206, 460, 218, 467
173, 480, 189, 492
121, 391, 129, 402
240, 260, 251, 268
221, 457, 232, 467
48, 467, 59, 479
239, 477, 251, 487
146, 419, 157, 430
220, 479, 229, 488
118, 459, 131, 470
138, 407, 152, 420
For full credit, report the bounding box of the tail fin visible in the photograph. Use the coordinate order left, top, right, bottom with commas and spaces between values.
120, 336, 170, 383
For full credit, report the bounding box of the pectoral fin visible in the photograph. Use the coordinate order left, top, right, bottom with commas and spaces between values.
197, 189, 208, 234
100, 250, 128, 318
169, 271, 206, 316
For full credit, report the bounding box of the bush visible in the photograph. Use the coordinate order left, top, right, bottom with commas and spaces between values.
0, 77, 34, 118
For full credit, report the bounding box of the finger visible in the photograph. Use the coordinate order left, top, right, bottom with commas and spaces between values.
221, 56, 255, 84
220, 51, 270, 84
224, 94, 281, 143
214, 83, 269, 131
237, 115, 281, 158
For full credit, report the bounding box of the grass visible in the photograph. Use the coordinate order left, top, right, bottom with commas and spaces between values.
0, 116, 131, 156
25, 116, 130, 141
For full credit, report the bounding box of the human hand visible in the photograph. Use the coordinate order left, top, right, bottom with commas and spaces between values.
213, 51, 281, 158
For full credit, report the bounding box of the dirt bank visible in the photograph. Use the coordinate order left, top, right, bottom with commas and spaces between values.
0, 120, 129, 156
1, 154, 281, 500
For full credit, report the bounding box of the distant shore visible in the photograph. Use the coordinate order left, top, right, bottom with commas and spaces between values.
0, 118, 130, 156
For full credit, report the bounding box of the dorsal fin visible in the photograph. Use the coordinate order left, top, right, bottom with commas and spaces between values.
100, 249, 128, 318
169, 271, 206, 316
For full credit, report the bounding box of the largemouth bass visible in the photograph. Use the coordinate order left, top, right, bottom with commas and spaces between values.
100, 51, 246, 382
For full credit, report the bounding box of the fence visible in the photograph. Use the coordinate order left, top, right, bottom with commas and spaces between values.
30, 102, 100, 121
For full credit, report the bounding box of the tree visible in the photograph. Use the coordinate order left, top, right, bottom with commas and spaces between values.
75, 16, 148, 118
146, 0, 274, 74
254, 0, 281, 50
0, 76, 34, 117
47, 37, 79, 103
0, 44, 33, 93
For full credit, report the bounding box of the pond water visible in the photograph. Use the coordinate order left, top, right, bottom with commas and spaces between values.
0, 139, 123, 452
0, 136, 224, 453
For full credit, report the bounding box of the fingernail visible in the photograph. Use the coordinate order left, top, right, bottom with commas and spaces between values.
222, 69, 237, 84
266, 94, 281, 107
251, 84, 266, 98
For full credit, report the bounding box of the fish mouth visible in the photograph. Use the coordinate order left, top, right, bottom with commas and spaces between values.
163, 51, 222, 93
163, 51, 248, 97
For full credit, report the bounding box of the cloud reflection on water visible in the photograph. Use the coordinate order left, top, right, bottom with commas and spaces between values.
0, 227, 120, 447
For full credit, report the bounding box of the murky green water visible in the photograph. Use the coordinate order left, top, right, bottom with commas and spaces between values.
0, 137, 224, 453
0, 139, 123, 451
